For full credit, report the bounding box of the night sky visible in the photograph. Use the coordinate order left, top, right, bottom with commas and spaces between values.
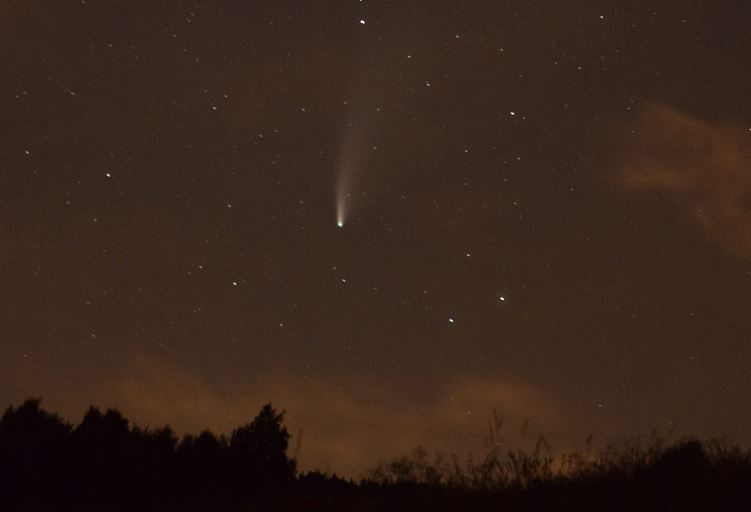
3, 1, 751, 476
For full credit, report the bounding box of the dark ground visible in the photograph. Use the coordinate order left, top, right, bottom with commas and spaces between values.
2, 399, 750, 511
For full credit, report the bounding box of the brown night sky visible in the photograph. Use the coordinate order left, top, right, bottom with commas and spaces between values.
2, 1, 751, 476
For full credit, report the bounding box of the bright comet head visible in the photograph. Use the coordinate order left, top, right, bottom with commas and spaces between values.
336, 195, 346, 228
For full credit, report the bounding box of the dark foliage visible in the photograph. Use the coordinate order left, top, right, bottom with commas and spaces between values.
229, 403, 295, 488
0, 399, 294, 510
1, 398, 750, 511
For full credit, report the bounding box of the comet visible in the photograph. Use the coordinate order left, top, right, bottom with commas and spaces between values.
335, 118, 361, 229
336, 187, 347, 228
334, 69, 386, 228
335, 178, 349, 228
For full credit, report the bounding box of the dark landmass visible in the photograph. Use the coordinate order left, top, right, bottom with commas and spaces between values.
1, 398, 749, 511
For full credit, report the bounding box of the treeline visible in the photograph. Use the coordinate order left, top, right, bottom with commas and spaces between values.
0, 398, 294, 510
2, 398, 751, 511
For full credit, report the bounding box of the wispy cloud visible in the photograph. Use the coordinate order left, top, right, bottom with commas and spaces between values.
115, 363, 559, 477
616, 103, 751, 257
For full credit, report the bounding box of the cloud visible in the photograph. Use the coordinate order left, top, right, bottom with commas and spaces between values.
616, 103, 751, 257
114, 362, 560, 477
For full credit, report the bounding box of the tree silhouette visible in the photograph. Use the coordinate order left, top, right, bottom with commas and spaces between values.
71, 406, 136, 501
176, 429, 228, 496
131, 424, 179, 500
229, 403, 296, 489
0, 399, 72, 501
